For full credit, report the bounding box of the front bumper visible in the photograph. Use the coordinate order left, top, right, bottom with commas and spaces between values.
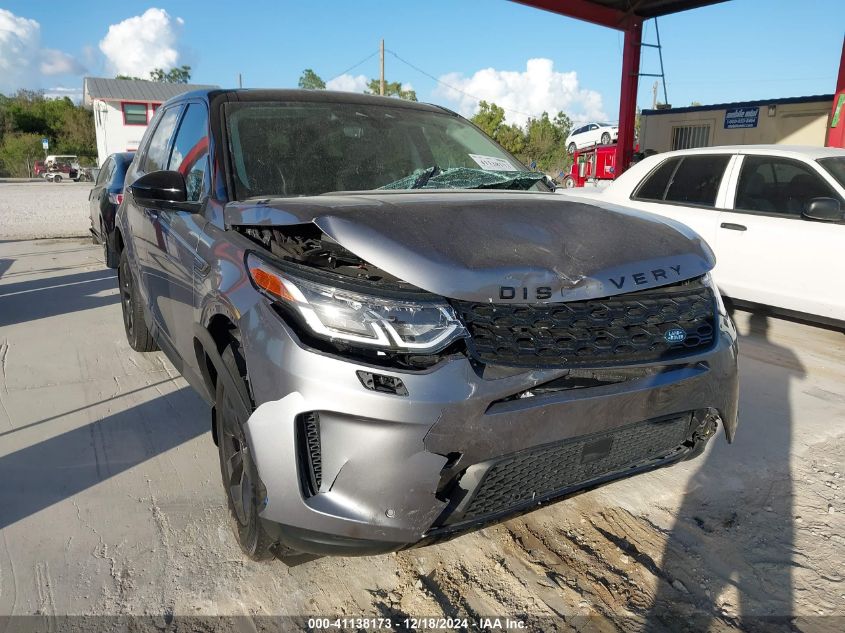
240, 301, 738, 556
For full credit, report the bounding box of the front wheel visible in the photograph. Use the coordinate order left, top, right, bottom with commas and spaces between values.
118, 249, 158, 352
567, 142, 577, 155
562, 175, 576, 188
601, 132, 611, 145
216, 338, 278, 561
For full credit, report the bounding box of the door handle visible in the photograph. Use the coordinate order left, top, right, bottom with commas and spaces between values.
720, 222, 747, 231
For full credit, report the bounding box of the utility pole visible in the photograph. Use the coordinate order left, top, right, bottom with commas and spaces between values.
379, 39, 385, 96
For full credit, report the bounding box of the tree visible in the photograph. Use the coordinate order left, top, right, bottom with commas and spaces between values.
0, 133, 44, 177
149, 65, 192, 83
0, 89, 97, 174
524, 112, 571, 174
117, 66, 192, 83
365, 79, 417, 101
496, 123, 526, 157
471, 101, 505, 138
298, 69, 326, 90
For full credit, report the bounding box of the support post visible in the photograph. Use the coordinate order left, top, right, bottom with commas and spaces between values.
825, 35, 845, 148
380, 39, 385, 96
615, 18, 643, 177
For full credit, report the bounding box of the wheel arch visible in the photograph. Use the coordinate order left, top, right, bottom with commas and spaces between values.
193, 310, 253, 446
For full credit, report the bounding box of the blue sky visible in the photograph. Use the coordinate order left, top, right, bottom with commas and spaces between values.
2, 0, 842, 126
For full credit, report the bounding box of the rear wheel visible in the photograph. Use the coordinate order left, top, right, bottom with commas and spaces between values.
601, 132, 611, 145
216, 337, 278, 561
53, 174, 62, 182
562, 175, 576, 188
118, 249, 158, 352
567, 142, 577, 155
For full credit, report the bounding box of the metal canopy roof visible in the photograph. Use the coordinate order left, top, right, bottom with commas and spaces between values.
515, 0, 728, 29
83, 77, 219, 106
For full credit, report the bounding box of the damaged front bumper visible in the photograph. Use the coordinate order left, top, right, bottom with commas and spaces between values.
239, 300, 739, 556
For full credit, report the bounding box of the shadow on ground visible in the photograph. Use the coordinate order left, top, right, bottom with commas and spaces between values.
646, 312, 803, 631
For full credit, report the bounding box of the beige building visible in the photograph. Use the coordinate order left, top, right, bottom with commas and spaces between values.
639, 94, 833, 153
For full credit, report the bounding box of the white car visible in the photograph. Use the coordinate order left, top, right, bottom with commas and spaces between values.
561, 145, 845, 325
565, 122, 618, 153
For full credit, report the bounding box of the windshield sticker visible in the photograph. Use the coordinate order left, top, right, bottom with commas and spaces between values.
469, 154, 516, 171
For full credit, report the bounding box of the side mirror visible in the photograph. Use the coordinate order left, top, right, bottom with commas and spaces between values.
803, 197, 844, 223
129, 170, 186, 209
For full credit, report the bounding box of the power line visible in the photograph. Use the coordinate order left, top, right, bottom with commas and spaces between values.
327, 50, 379, 83
385, 48, 535, 119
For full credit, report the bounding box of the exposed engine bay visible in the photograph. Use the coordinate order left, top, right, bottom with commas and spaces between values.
237, 224, 406, 286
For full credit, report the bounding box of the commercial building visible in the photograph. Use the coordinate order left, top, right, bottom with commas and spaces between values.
639, 94, 834, 153
83, 77, 218, 166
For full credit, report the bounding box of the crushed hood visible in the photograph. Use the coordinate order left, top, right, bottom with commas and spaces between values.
225, 190, 715, 303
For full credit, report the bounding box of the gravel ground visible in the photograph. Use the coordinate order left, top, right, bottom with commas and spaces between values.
0, 238, 843, 633
0, 182, 92, 240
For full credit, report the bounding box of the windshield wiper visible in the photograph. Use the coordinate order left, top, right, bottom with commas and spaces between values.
411, 165, 441, 189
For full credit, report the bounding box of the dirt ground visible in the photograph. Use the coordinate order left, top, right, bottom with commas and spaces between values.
0, 182, 91, 240
0, 237, 842, 632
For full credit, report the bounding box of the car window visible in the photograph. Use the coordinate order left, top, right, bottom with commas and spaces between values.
110, 156, 130, 188
590, 124, 598, 130
168, 103, 209, 202
633, 157, 681, 201
95, 158, 113, 186
664, 155, 730, 206
143, 107, 181, 174
735, 156, 840, 216
818, 157, 845, 189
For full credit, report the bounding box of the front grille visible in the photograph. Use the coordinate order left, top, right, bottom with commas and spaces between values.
452, 278, 715, 368
296, 412, 322, 496
460, 414, 693, 521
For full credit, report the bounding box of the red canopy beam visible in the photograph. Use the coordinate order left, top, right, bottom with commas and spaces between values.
617, 17, 643, 174
513, 0, 637, 29
826, 35, 845, 148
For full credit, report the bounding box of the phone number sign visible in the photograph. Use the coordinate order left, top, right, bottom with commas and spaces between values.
724, 107, 759, 129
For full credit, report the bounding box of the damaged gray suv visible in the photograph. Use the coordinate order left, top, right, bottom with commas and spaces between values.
114, 89, 739, 559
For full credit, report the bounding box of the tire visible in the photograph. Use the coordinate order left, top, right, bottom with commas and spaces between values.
567, 142, 577, 155
102, 224, 119, 268
562, 175, 576, 189
53, 174, 62, 182
601, 132, 611, 145
118, 249, 158, 352
216, 336, 277, 561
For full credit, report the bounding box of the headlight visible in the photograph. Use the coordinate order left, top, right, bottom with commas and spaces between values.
247, 254, 467, 352
702, 272, 727, 316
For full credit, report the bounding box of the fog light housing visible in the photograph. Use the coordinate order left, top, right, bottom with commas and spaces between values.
356, 371, 409, 396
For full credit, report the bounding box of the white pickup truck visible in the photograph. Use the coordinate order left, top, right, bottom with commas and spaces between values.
560, 145, 845, 326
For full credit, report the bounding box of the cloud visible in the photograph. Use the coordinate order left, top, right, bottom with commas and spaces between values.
0, 9, 85, 93
44, 86, 83, 103
433, 58, 607, 127
99, 8, 184, 78
326, 74, 369, 93
40, 49, 85, 76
